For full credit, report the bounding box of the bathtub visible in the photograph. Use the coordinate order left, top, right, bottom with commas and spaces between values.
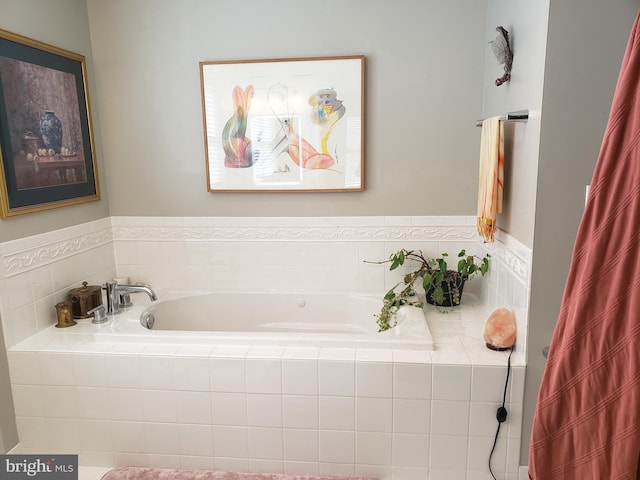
98, 291, 435, 350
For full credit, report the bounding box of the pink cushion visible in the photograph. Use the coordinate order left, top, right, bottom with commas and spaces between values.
101, 467, 375, 480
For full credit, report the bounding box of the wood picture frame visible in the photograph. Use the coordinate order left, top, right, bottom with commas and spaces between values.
0, 28, 99, 218
200, 55, 364, 192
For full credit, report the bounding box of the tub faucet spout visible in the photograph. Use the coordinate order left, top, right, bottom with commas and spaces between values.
105, 280, 157, 315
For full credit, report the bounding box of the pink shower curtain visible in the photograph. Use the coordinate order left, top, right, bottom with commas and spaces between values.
528, 11, 640, 480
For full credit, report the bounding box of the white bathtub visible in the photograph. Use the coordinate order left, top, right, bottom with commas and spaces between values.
97, 291, 434, 350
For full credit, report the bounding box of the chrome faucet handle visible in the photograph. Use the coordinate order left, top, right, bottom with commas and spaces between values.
88, 304, 107, 324
104, 280, 121, 315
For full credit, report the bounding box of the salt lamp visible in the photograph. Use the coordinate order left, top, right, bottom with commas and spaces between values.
484, 307, 516, 350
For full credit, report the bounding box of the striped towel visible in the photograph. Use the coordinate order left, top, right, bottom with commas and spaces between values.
477, 116, 504, 243
529, 10, 640, 479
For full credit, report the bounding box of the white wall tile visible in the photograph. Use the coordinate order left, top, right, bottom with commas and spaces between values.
319, 430, 355, 464
248, 427, 283, 460
6, 273, 34, 310
319, 396, 354, 431
213, 457, 248, 473
431, 400, 470, 436
212, 392, 247, 426
108, 389, 144, 421
355, 431, 392, 465
11, 384, 44, 417
10, 305, 37, 347
144, 422, 180, 455
106, 355, 140, 388
356, 362, 392, 398
180, 455, 215, 470
472, 365, 509, 402
393, 363, 431, 399
318, 462, 354, 478
212, 426, 248, 458
247, 394, 282, 428
391, 466, 429, 480
393, 399, 430, 434
283, 429, 319, 462
248, 459, 283, 474
174, 357, 210, 391
429, 434, 468, 470
42, 385, 77, 418
282, 359, 317, 395
45, 417, 80, 450
282, 395, 318, 429
142, 390, 177, 423
283, 460, 318, 476
78, 419, 113, 451
7, 351, 41, 384
140, 356, 175, 390
176, 391, 212, 425
432, 365, 471, 401
318, 361, 354, 396
245, 359, 281, 394
73, 354, 109, 387
146, 454, 180, 469
469, 401, 500, 437
391, 433, 429, 468
210, 358, 245, 393
356, 397, 392, 432
15, 417, 47, 448
178, 424, 214, 457
110, 421, 145, 454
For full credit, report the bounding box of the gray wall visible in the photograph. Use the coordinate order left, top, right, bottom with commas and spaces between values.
482, 0, 549, 249
0, 0, 110, 243
521, 0, 639, 464
86, 0, 488, 217
0, 0, 110, 451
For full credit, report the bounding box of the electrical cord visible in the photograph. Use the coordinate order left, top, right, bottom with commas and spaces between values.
489, 348, 513, 480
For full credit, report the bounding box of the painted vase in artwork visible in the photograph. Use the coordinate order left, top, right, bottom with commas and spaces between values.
40, 110, 62, 153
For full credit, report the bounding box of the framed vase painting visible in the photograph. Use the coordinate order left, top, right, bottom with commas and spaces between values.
200, 55, 364, 192
0, 28, 99, 218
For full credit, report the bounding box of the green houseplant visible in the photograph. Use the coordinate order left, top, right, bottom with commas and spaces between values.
368, 249, 490, 332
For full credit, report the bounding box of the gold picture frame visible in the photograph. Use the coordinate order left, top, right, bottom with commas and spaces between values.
200, 55, 364, 192
0, 28, 100, 218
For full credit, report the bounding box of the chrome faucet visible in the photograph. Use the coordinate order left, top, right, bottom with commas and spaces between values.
105, 280, 157, 315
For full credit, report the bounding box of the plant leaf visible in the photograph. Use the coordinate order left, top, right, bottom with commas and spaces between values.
458, 249, 466, 257
390, 257, 401, 270
433, 286, 445, 305
457, 259, 468, 276
437, 258, 447, 272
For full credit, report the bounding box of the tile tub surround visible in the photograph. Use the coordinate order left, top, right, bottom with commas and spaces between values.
0, 216, 531, 478
7, 328, 525, 479
0, 216, 531, 355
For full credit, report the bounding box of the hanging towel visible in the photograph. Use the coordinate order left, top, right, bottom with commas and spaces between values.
477, 116, 504, 243
529, 11, 640, 480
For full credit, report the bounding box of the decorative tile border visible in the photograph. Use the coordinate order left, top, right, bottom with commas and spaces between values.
111, 224, 477, 242
1, 219, 112, 277
0, 216, 532, 285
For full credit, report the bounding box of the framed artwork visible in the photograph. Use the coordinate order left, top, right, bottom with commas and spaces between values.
200, 55, 364, 192
0, 28, 99, 218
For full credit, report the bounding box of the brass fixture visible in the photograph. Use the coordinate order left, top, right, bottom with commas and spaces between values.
68, 281, 103, 319
55, 300, 77, 328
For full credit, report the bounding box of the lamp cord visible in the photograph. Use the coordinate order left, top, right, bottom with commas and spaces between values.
489, 348, 513, 480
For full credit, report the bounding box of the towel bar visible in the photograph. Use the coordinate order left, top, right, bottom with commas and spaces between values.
476, 109, 529, 127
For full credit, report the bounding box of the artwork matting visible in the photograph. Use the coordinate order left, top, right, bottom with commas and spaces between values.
0, 28, 100, 218
200, 55, 364, 192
